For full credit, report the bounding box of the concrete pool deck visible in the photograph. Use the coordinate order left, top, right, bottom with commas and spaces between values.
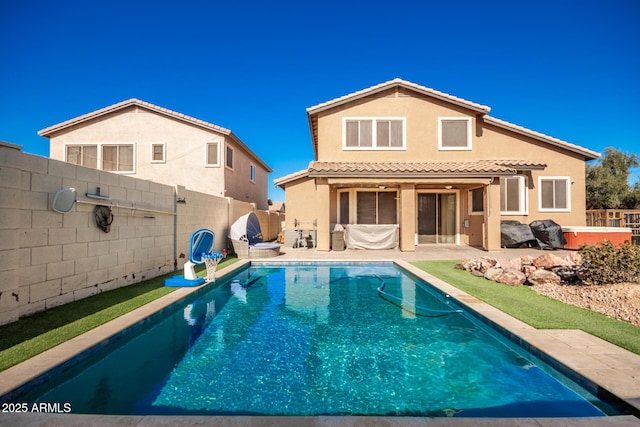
1, 245, 639, 426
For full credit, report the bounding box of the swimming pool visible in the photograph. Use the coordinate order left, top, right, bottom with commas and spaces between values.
9, 262, 623, 417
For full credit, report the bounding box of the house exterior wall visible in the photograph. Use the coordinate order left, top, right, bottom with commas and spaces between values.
282, 83, 593, 251
47, 106, 270, 210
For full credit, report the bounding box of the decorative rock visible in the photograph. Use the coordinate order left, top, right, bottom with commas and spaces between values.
526, 269, 561, 286
477, 257, 498, 273
455, 260, 468, 270
522, 265, 537, 278
532, 253, 568, 269
471, 268, 485, 277
566, 252, 582, 266
484, 267, 504, 281
521, 255, 536, 266
498, 269, 527, 286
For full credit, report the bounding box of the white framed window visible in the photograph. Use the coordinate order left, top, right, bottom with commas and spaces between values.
250, 163, 256, 182
205, 142, 220, 167
539, 176, 571, 212
151, 143, 165, 163
343, 117, 406, 150
500, 176, 528, 215
101, 143, 134, 173
468, 187, 484, 215
226, 144, 234, 169
438, 117, 472, 150
66, 144, 98, 168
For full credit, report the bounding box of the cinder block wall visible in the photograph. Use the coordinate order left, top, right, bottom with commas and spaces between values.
0, 144, 281, 325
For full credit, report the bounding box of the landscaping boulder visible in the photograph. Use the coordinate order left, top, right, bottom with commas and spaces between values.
526, 269, 561, 287
484, 267, 504, 282
522, 265, 538, 278
532, 253, 568, 269
498, 269, 527, 286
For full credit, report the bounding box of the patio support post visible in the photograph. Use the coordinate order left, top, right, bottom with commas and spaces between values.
484, 179, 501, 251
400, 183, 416, 252
316, 178, 330, 251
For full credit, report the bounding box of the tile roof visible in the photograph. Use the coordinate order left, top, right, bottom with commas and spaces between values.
38, 98, 272, 171
483, 116, 600, 160
273, 160, 547, 187
304, 79, 600, 161
306, 78, 491, 114
307, 160, 546, 177
273, 168, 310, 186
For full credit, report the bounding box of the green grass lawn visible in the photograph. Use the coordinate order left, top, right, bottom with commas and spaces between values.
0, 257, 238, 372
412, 260, 640, 355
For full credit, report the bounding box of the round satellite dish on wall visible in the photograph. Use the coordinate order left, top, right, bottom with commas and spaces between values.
52, 188, 77, 213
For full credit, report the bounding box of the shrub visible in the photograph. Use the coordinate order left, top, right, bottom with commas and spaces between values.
578, 240, 640, 285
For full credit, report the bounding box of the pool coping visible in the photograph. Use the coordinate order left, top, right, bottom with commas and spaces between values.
1, 259, 639, 427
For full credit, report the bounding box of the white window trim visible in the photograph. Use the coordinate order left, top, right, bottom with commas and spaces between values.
100, 143, 136, 174
150, 142, 166, 163
342, 117, 406, 150
225, 143, 234, 170
500, 175, 528, 215
205, 141, 220, 168
468, 187, 484, 216
438, 117, 472, 151
64, 143, 98, 167
538, 176, 571, 212
250, 163, 256, 183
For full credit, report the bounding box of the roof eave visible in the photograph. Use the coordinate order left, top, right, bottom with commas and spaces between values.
484, 116, 601, 160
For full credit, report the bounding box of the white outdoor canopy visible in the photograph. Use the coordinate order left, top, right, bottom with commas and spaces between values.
229, 212, 263, 245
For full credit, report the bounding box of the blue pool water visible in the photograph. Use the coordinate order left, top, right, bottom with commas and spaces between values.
16, 263, 617, 417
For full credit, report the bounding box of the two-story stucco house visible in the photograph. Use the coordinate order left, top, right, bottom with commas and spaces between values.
275, 79, 600, 251
40, 99, 272, 210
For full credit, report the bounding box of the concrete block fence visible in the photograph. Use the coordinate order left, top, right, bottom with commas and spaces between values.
0, 143, 283, 325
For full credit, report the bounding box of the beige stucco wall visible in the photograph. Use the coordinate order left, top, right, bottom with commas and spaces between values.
47, 106, 270, 210
0, 144, 279, 325
284, 86, 591, 251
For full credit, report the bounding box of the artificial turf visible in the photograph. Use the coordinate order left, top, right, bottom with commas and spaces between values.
412, 260, 640, 355
0, 257, 238, 372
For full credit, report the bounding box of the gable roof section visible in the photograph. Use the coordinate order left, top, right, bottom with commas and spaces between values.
38, 98, 272, 172
305, 78, 600, 161
483, 116, 600, 160
306, 78, 491, 158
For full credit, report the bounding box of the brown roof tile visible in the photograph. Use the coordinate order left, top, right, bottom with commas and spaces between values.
308, 160, 546, 177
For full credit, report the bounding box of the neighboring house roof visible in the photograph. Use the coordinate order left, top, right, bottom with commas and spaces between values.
38, 98, 272, 172
275, 160, 546, 187
305, 78, 600, 161
269, 201, 285, 213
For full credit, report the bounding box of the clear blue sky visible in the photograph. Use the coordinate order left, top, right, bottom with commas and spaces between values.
1, 0, 639, 201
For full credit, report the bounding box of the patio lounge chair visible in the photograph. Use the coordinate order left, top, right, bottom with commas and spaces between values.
229, 212, 281, 259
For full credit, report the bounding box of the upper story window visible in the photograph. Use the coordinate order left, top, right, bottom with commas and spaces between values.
102, 144, 134, 172
66, 145, 97, 169
226, 144, 234, 169
151, 143, 165, 163
500, 175, 528, 215
343, 117, 405, 150
439, 117, 472, 150
539, 176, 571, 212
205, 142, 220, 167
65, 143, 134, 172
250, 164, 256, 182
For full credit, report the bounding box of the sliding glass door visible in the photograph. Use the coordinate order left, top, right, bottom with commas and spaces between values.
417, 193, 456, 244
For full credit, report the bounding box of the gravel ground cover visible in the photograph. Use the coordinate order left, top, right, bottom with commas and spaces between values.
530, 281, 640, 327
